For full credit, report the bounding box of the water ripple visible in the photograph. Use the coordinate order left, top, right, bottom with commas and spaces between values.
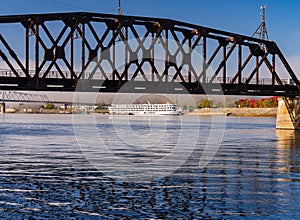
0, 114, 299, 218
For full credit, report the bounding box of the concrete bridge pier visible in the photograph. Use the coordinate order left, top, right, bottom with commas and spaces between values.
276, 97, 300, 130
0, 102, 5, 114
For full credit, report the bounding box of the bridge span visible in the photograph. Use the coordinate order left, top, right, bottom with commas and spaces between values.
0, 12, 299, 96
0, 91, 49, 103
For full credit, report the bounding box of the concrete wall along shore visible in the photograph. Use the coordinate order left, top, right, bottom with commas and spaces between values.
186, 108, 277, 117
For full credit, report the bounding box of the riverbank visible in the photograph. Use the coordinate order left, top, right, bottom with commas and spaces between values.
4, 107, 277, 117
186, 108, 277, 117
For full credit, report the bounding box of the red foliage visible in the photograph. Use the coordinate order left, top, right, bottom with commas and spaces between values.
235, 96, 279, 108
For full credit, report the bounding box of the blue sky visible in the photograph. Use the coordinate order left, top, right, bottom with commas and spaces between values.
1, 0, 300, 71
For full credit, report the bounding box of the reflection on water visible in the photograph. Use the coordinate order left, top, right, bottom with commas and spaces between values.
0, 114, 299, 219
276, 129, 300, 175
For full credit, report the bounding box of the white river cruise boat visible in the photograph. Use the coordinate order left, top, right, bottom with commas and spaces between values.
108, 103, 182, 115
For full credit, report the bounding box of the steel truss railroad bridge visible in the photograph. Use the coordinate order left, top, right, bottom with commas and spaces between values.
0, 12, 299, 96
0, 91, 49, 103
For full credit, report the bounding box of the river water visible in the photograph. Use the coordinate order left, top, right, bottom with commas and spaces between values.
0, 114, 299, 219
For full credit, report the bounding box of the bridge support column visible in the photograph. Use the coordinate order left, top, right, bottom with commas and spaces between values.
0, 102, 5, 114
276, 97, 300, 130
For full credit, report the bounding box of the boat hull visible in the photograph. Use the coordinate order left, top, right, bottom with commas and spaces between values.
108, 103, 182, 115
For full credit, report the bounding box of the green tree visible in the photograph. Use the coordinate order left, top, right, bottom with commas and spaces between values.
44, 102, 55, 109
96, 103, 106, 109
201, 99, 211, 108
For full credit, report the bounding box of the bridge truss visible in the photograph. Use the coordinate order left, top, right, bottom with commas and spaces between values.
1, 91, 49, 103
0, 12, 299, 96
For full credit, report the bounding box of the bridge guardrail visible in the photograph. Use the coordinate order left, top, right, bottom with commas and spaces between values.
0, 69, 292, 85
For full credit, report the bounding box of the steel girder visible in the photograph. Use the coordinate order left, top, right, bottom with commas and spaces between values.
0, 91, 49, 103
0, 12, 299, 96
